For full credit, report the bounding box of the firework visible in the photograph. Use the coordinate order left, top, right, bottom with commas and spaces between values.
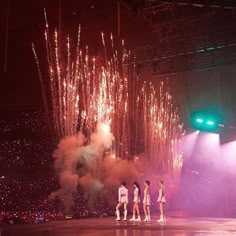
139, 80, 184, 174
32, 11, 184, 175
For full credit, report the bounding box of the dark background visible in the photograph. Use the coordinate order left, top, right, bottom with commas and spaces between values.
1, 0, 236, 171
1, 0, 236, 123
1, 0, 236, 217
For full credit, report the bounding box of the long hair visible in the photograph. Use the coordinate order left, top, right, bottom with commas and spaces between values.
134, 181, 141, 196
145, 180, 150, 187
160, 180, 165, 195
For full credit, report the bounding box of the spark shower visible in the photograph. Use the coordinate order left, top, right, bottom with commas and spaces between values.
32, 10, 183, 176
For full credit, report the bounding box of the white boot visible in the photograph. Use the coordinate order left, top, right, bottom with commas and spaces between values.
163, 215, 166, 223
135, 216, 141, 222
143, 216, 148, 222
157, 215, 164, 223
129, 214, 136, 221
148, 215, 151, 222
123, 210, 127, 221
116, 210, 120, 221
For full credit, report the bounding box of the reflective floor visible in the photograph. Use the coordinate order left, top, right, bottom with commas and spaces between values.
2, 216, 236, 236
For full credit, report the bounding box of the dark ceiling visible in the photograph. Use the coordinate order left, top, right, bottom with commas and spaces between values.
0, 0, 236, 112
0, 0, 151, 110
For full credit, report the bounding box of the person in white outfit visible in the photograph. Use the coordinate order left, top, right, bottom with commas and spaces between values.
130, 182, 141, 222
115, 182, 129, 221
143, 180, 151, 222
157, 180, 166, 223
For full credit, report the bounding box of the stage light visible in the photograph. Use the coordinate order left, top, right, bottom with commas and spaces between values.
191, 111, 222, 133
207, 121, 214, 125
196, 118, 203, 123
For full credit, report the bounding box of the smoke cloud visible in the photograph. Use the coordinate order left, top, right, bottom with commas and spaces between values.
49, 133, 85, 212
49, 122, 142, 212
50, 122, 181, 213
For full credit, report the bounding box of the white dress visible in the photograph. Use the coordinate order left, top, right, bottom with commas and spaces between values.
157, 187, 166, 203
118, 186, 129, 203
133, 187, 140, 203
143, 187, 151, 205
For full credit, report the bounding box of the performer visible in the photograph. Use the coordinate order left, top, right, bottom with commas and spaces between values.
115, 182, 129, 221
130, 182, 141, 221
143, 180, 151, 222
157, 180, 166, 223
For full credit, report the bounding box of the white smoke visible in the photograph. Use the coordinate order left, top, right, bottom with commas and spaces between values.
49, 133, 85, 212
50, 122, 124, 212
50, 122, 179, 213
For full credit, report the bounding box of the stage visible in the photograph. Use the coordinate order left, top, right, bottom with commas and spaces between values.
2, 216, 236, 236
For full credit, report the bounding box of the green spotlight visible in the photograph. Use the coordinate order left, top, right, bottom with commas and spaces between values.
190, 110, 223, 133
207, 121, 214, 125
196, 118, 203, 123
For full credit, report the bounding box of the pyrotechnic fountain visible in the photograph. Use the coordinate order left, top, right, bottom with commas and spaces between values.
32, 11, 184, 211
140, 81, 183, 173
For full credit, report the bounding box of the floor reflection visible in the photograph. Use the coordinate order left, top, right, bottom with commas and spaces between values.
113, 230, 236, 236
2, 228, 236, 236
2, 216, 236, 236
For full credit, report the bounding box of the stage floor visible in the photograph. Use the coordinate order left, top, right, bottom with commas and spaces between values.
2, 216, 236, 236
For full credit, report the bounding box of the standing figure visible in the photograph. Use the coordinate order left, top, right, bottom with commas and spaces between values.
115, 182, 129, 221
157, 180, 166, 223
130, 182, 141, 222
143, 180, 151, 222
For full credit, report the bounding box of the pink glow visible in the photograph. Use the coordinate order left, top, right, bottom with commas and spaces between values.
182, 131, 199, 160
181, 131, 236, 217
193, 132, 220, 161
221, 141, 236, 174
